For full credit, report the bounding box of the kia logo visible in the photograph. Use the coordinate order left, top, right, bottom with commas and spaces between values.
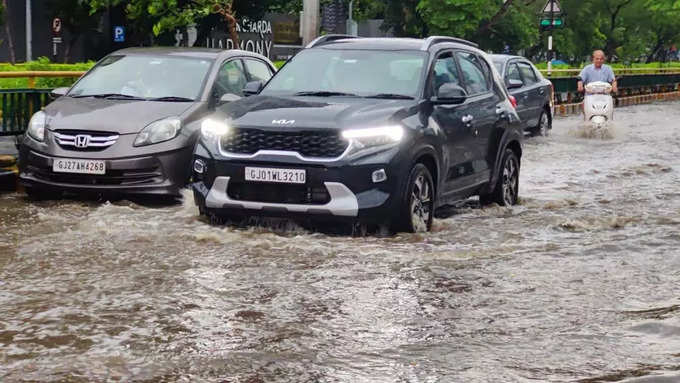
272, 119, 295, 125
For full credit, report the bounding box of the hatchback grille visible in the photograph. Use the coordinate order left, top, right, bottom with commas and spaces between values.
227, 182, 330, 205
54, 130, 119, 152
220, 128, 348, 158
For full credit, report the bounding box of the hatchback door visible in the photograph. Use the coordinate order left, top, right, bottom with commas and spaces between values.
517, 61, 546, 127
505, 61, 532, 129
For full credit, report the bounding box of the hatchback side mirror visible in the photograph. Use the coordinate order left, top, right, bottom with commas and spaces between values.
431, 83, 467, 104
243, 81, 264, 96
219, 93, 241, 103
49, 87, 69, 98
507, 79, 524, 89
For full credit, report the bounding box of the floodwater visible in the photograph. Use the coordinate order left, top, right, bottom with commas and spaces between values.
1, 102, 679, 382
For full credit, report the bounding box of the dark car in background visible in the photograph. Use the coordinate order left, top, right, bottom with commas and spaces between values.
192, 35, 523, 233
491, 54, 554, 136
19, 48, 275, 199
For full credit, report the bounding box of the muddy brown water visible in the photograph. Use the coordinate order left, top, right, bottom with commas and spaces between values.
1, 102, 679, 382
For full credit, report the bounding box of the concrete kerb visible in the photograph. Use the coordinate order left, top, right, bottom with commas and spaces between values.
0, 137, 19, 191
556, 91, 680, 117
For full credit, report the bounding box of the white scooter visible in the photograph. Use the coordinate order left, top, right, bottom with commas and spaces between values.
583, 81, 613, 133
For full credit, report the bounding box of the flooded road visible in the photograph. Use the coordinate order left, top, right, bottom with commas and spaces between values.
1, 101, 679, 382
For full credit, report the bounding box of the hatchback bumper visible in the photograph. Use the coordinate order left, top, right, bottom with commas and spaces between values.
19, 146, 193, 196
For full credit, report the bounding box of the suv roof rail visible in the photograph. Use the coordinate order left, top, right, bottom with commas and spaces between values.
422, 36, 479, 50
306, 34, 360, 48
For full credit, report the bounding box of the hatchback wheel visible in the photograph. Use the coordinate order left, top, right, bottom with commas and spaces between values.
533, 110, 551, 136
395, 163, 434, 233
480, 149, 520, 206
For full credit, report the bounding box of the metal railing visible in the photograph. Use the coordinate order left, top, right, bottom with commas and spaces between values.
0, 71, 84, 135
539, 67, 680, 77
0, 71, 85, 88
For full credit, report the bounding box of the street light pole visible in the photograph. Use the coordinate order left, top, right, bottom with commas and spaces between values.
547, 1, 553, 76
26, 0, 32, 62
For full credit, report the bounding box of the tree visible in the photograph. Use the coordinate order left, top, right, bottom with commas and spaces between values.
46, 0, 102, 62
2, 0, 15, 63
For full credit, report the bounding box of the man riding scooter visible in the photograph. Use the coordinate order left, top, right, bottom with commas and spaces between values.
577, 50, 618, 132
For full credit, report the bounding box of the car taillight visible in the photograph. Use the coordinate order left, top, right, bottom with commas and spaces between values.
509, 95, 517, 109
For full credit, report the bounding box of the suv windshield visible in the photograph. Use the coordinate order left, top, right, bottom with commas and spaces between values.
262, 49, 427, 98
69, 55, 214, 100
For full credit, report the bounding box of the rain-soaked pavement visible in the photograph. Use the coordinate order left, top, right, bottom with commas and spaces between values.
1, 101, 679, 382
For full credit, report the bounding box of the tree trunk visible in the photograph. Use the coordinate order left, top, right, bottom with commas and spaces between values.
2, 0, 16, 64
224, 13, 239, 47
64, 34, 79, 63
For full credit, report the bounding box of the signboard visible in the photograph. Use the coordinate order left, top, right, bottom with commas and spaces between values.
539, 0, 564, 31
52, 18, 62, 34
206, 17, 274, 57
113, 26, 125, 42
542, 0, 562, 14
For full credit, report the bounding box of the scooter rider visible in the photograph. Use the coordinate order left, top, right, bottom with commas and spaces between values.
577, 50, 618, 94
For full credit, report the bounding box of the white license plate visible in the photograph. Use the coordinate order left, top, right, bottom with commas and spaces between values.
245, 167, 306, 184
52, 158, 106, 175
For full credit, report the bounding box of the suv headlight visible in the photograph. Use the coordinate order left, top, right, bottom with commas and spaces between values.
342, 125, 404, 156
27, 111, 47, 142
200, 118, 231, 147
134, 117, 181, 147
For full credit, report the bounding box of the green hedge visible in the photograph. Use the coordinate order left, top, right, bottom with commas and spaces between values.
0, 57, 95, 89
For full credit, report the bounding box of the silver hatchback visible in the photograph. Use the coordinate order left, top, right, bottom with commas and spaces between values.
19, 47, 275, 198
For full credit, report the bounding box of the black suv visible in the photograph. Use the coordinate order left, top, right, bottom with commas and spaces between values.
192, 35, 523, 232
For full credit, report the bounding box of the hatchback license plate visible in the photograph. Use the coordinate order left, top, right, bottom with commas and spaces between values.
52, 158, 106, 175
245, 167, 306, 184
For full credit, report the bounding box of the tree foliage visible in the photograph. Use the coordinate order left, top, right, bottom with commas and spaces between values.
79, 0, 680, 64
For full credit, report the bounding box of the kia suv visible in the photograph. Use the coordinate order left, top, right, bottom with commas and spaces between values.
191, 35, 523, 232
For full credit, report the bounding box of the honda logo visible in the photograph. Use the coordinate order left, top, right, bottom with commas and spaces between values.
74, 135, 90, 148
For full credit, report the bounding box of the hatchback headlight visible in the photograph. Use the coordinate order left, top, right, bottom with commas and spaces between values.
134, 117, 181, 147
27, 111, 47, 142
342, 125, 404, 156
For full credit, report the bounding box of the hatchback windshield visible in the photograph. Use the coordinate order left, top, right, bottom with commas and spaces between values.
69, 55, 214, 100
262, 49, 427, 98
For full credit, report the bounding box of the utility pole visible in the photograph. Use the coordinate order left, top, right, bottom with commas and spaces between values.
302, 0, 319, 46
539, 0, 564, 76
26, 0, 32, 62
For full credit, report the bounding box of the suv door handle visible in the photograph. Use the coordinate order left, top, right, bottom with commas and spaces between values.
461, 114, 474, 123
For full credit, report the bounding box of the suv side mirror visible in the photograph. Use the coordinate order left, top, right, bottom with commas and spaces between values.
507, 79, 523, 89
432, 83, 467, 104
49, 87, 69, 98
243, 81, 264, 96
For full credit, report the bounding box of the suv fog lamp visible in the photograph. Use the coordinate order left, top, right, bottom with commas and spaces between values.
372, 169, 387, 183
193, 159, 206, 174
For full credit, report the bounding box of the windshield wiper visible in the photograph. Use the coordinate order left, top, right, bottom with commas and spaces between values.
72, 93, 146, 100
148, 96, 194, 102
364, 93, 414, 100
293, 91, 358, 97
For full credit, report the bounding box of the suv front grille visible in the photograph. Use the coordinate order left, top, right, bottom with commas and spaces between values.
54, 130, 119, 152
227, 182, 330, 205
220, 128, 348, 158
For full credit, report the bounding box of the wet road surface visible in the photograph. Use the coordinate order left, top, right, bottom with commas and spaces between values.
1, 101, 679, 382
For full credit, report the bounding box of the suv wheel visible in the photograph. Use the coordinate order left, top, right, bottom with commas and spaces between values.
480, 149, 519, 206
532, 109, 551, 136
395, 163, 434, 233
